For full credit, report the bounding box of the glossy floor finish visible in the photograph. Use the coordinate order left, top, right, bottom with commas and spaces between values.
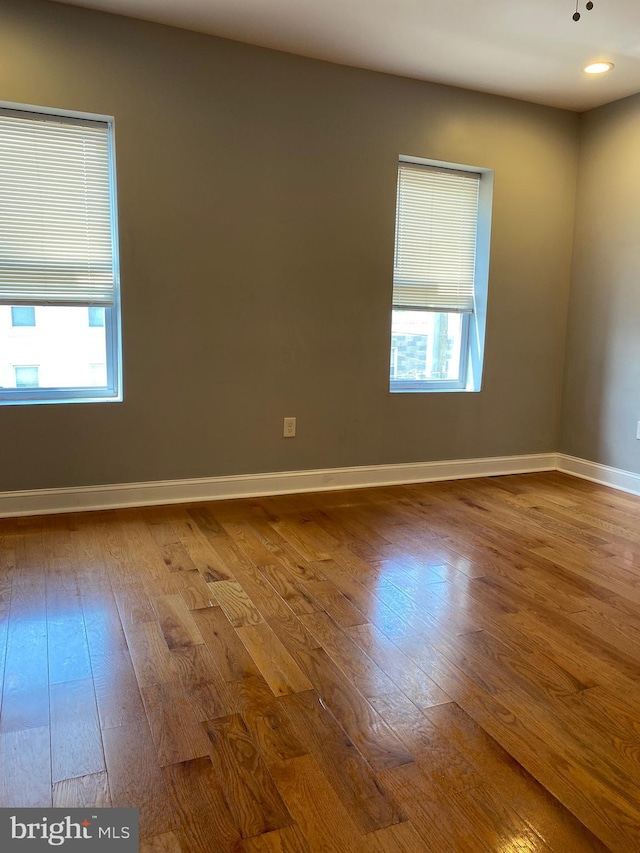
1, 473, 639, 851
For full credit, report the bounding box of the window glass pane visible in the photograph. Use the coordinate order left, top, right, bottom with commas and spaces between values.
14, 365, 39, 387
1, 305, 108, 389
90, 363, 107, 386
11, 306, 36, 327
390, 310, 463, 383
88, 307, 105, 327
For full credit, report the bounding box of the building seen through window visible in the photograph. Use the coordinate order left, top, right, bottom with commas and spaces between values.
390, 311, 462, 382
11, 306, 36, 327
0, 305, 109, 390
14, 365, 39, 387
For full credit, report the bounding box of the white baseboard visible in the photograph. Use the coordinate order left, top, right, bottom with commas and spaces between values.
0, 452, 557, 518
557, 453, 640, 497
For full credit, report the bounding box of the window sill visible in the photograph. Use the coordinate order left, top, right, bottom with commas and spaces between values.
390, 382, 473, 393
0, 391, 122, 406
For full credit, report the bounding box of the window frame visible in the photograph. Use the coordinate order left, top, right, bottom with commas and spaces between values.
0, 102, 122, 406
389, 155, 493, 394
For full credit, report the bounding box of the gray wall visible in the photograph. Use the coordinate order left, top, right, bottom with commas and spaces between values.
0, 0, 579, 491
560, 95, 640, 475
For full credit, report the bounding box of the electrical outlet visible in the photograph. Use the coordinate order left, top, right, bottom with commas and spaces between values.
283, 417, 296, 438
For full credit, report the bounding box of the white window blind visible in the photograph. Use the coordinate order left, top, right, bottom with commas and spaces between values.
393, 162, 480, 313
0, 110, 116, 307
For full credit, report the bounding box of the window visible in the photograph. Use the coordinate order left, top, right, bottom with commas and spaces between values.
390, 158, 492, 392
11, 306, 36, 327
14, 365, 39, 388
0, 107, 121, 404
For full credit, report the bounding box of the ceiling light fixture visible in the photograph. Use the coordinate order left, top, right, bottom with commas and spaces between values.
572, 0, 594, 21
583, 61, 614, 73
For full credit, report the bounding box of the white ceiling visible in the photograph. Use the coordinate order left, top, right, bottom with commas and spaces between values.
52, 0, 640, 111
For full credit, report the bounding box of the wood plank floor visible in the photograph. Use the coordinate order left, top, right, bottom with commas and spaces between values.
1, 471, 639, 851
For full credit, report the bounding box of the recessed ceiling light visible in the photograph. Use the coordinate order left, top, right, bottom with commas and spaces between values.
583, 61, 614, 74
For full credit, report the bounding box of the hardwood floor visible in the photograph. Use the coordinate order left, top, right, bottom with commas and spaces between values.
1, 471, 640, 850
